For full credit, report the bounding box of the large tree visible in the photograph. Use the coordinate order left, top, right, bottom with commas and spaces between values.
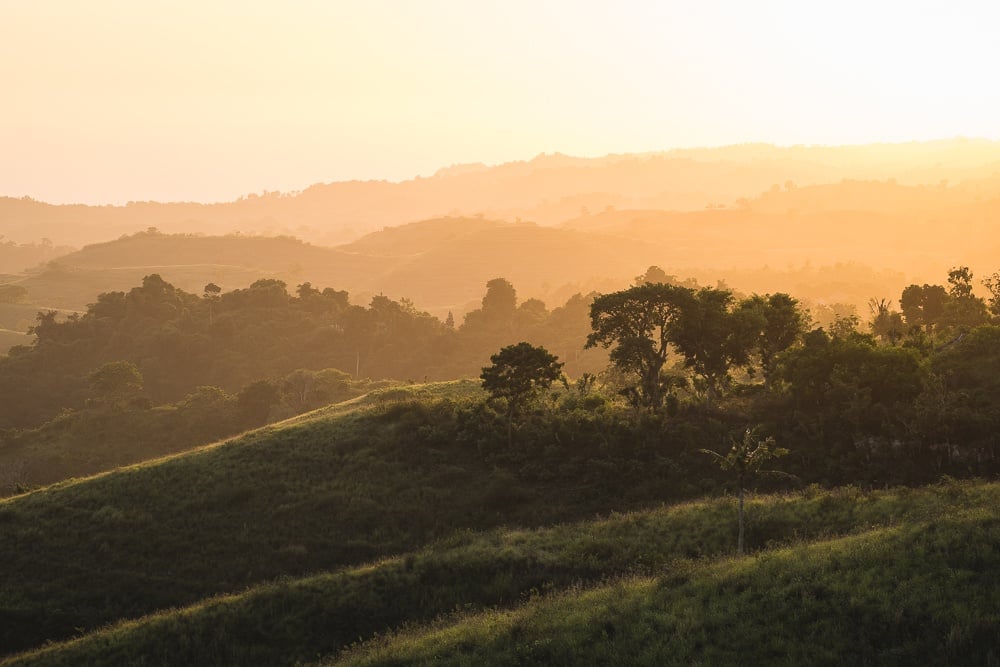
942, 266, 988, 329
586, 282, 691, 409
900, 283, 949, 336
480, 342, 564, 445
734, 293, 807, 386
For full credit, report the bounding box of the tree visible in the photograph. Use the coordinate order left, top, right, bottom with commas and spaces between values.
734, 293, 806, 386
981, 272, 1000, 318
586, 283, 691, 409
204, 283, 221, 325
670, 287, 760, 400
236, 380, 281, 428
899, 284, 948, 336
480, 342, 564, 446
942, 266, 988, 329
868, 297, 904, 343
701, 427, 790, 554
634, 265, 676, 286
481, 278, 517, 325
88, 361, 144, 409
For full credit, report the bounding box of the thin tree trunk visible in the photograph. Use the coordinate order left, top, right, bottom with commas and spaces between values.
737, 475, 745, 555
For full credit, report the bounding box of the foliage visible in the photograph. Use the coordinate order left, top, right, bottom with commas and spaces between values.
586, 282, 690, 408
0, 275, 605, 431
86, 360, 144, 408
480, 342, 563, 412
701, 426, 790, 553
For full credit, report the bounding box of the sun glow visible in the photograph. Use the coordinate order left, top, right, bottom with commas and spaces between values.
2, 1, 999, 204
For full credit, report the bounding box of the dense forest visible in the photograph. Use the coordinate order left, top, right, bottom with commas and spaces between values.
2, 263, 999, 497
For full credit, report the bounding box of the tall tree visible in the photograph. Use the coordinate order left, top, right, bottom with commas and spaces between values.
586, 283, 691, 409
868, 297, 904, 343
943, 266, 988, 329
734, 293, 806, 386
981, 272, 1000, 318
480, 342, 563, 446
670, 287, 758, 400
899, 284, 949, 336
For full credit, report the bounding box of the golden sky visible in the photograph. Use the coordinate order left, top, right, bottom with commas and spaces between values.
3, 1, 999, 204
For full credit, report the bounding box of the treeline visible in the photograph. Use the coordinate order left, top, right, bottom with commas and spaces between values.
472, 264, 1000, 489
0, 274, 603, 432
4, 264, 1000, 494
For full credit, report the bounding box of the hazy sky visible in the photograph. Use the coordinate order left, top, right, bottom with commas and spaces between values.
3, 1, 1000, 204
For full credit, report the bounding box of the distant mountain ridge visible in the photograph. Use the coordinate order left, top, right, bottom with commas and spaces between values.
4, 139, 1000, 249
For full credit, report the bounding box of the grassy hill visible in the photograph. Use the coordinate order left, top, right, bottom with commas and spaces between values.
3, 479, 997, 666
332, 505, 999, 666
0, 377, 998, 663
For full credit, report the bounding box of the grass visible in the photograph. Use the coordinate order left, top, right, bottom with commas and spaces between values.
3, 479, 998, 666
0, 378, 414, 494
0, 382, 488, 655
331, 507, 1000, 667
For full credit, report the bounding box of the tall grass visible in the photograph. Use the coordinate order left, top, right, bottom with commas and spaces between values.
333, 508, 1000, 666
4, 479, 997, 666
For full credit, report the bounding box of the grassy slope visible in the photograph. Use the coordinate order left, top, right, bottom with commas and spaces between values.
4, 480, 998, 667
333, 506, 1000, 667
0, 382, 488, 655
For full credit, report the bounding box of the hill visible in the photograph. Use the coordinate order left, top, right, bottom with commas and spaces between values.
332, 503, 999, 666
7, 223, 662, 316
5, 139, 1000, 249
3, 478, 997, 666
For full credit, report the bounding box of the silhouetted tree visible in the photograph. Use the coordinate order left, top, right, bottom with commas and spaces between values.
943, 266, 988, 329
480, 342, 563, 446
981, 272, 1000, 318
733, 293, 806, 387
900, 284, 949, 337
586, 283, 691, 409
670, 288, 758, 400
869, 297, 904, 343
481, 278, 517, 325
634, 265, 676, 286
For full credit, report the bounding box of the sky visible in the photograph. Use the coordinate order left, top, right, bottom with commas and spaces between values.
3, 0, 1000, 204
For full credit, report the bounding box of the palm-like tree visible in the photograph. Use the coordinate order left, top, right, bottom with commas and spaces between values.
701, 427, 790, 554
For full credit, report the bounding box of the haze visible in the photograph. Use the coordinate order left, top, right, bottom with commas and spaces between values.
4, 1, 1000, 204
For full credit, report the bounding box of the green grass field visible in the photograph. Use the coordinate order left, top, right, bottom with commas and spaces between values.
4, 480, 998, 666
1, 384, 997, 665
331, 507, 1000, 666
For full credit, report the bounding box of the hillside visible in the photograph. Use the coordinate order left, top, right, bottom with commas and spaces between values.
5, 139, 1000, 249
560, 178, 1000, 285
332, 505, 999, 666
3, 478, 997, 666
6, 222, 662, 316
7, 204, 993, 323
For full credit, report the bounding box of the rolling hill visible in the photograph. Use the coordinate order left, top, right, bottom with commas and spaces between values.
5, 139, 1000, 250
1, 379, 998, 663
